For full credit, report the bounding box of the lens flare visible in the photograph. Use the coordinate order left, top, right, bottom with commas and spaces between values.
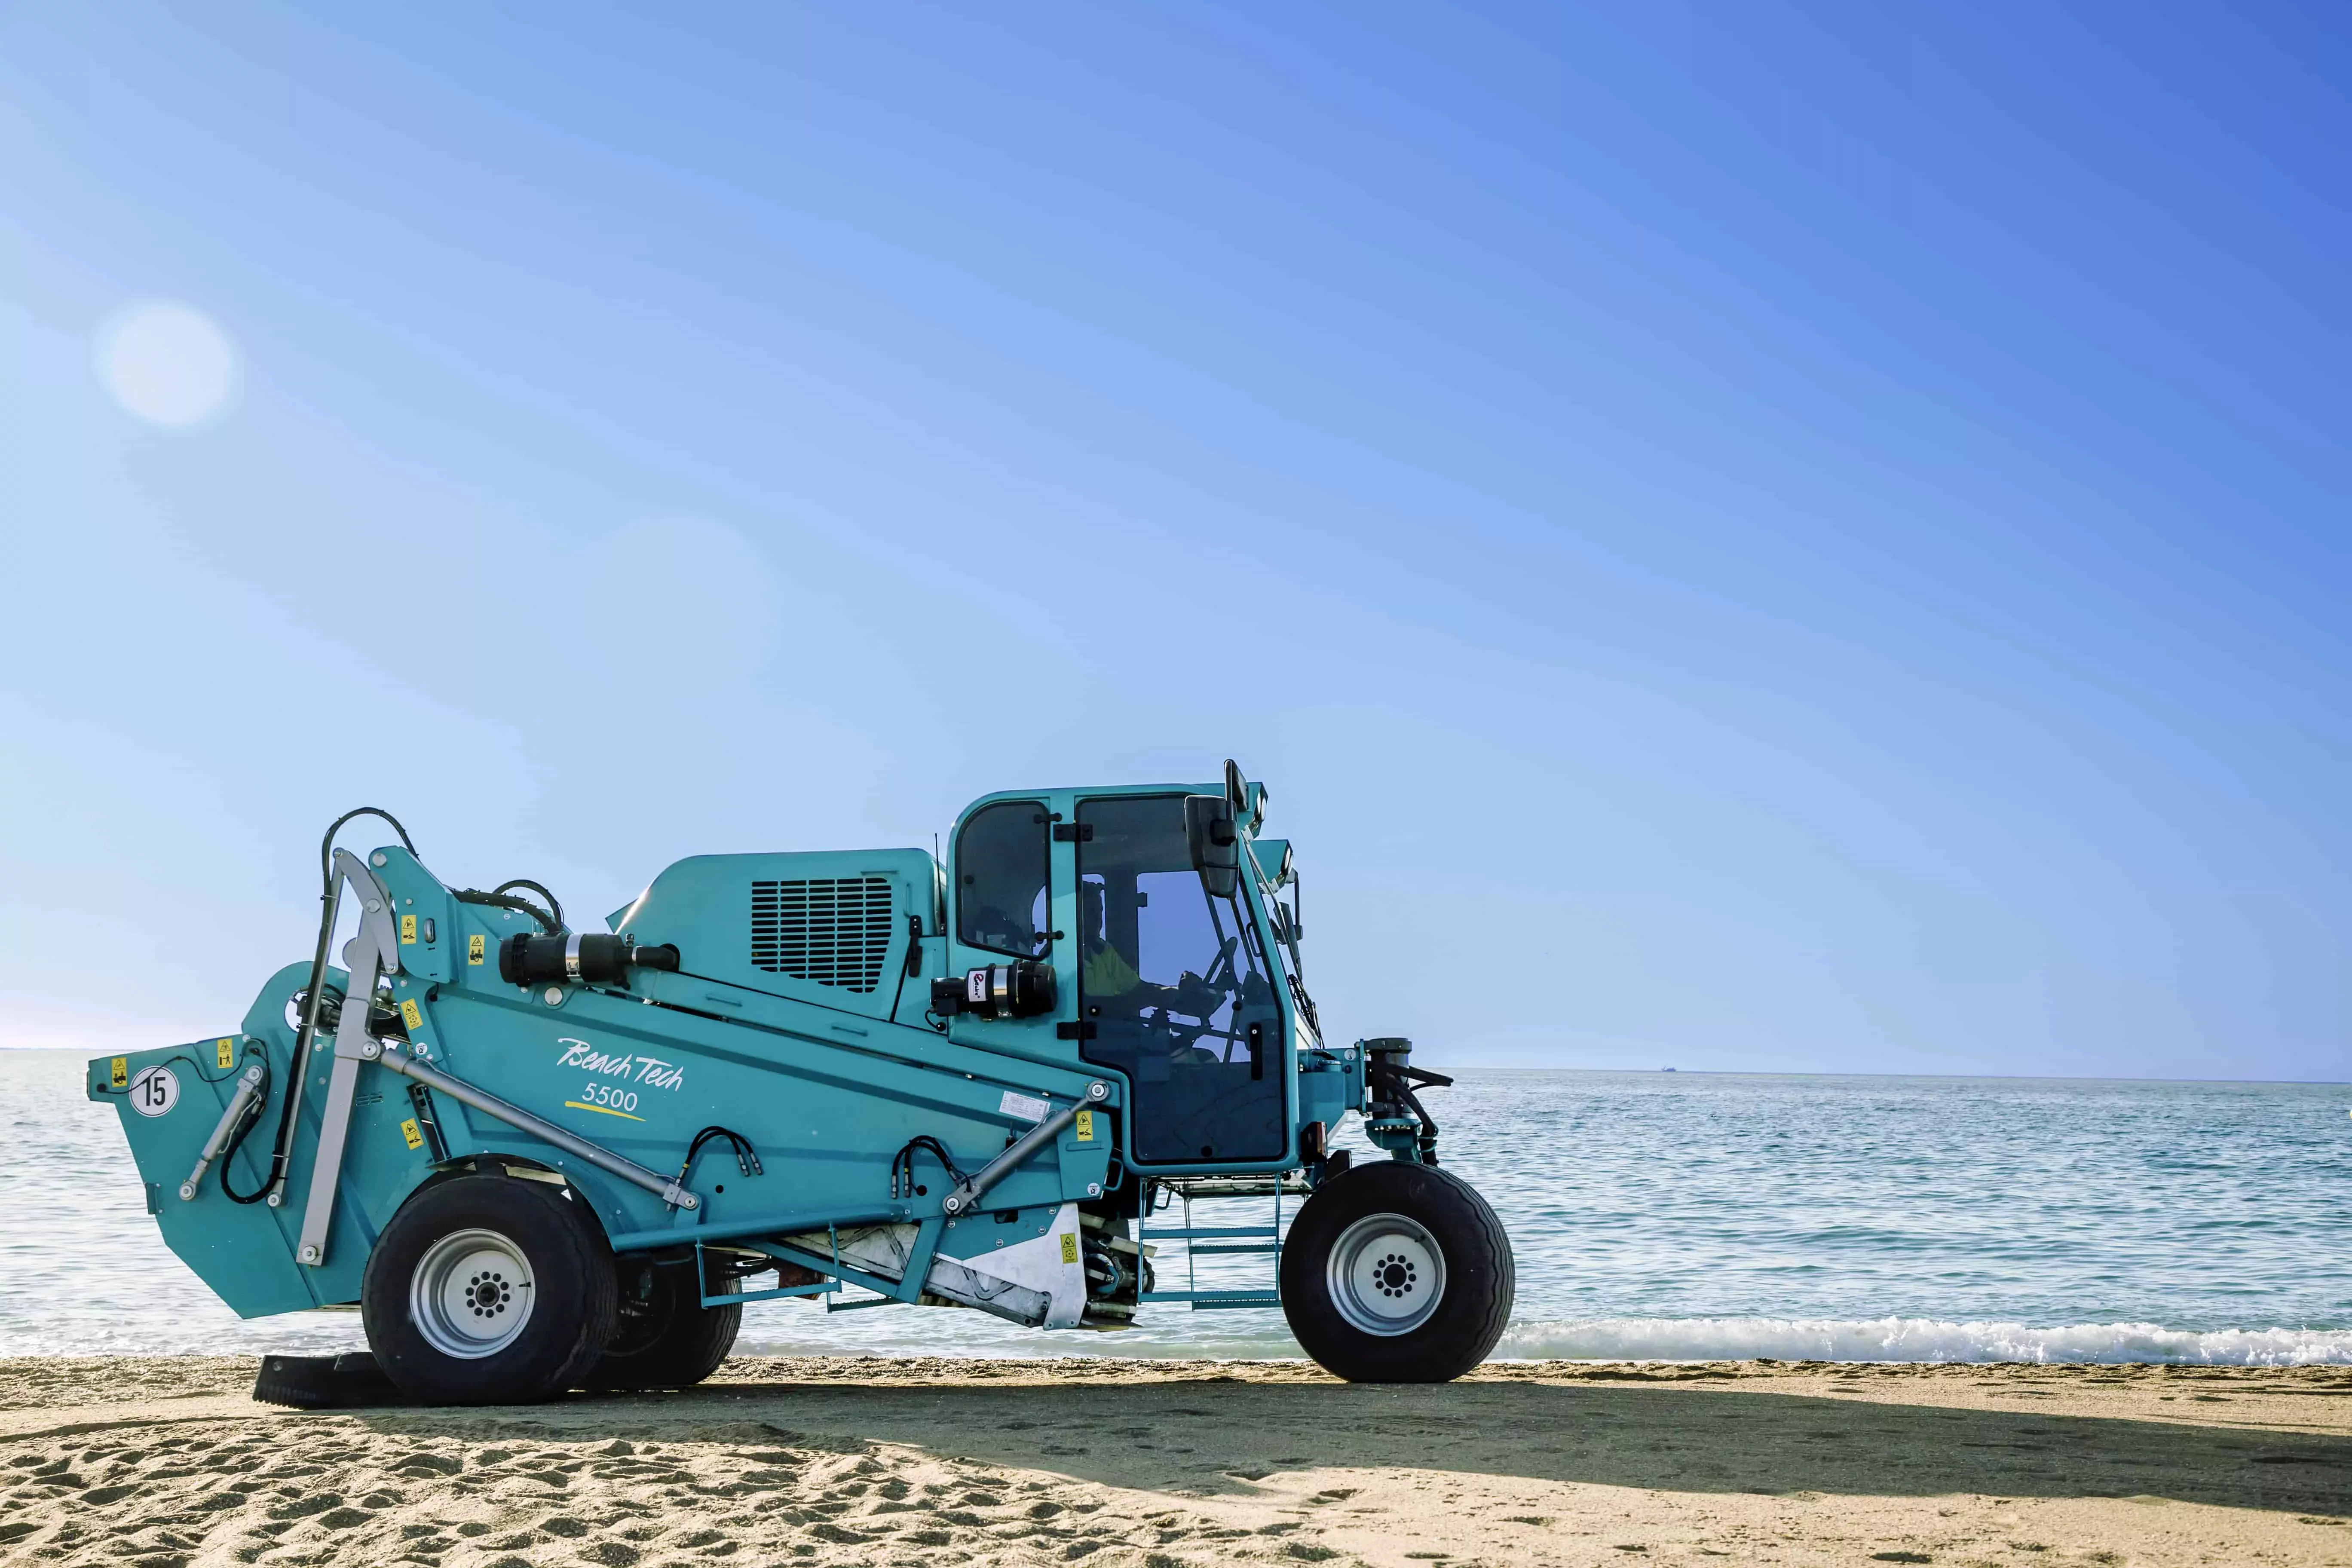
95, 301, 240, 428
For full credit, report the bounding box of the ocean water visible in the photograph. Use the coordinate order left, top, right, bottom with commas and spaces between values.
3, 1050, 2346, 1364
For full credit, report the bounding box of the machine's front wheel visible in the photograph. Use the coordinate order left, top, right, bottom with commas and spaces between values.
584, 1259, 741, 1390
361, 1173, 617, 1405
1279, 1161, 1513, 1382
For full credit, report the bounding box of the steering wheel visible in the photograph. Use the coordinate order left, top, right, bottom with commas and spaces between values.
1197, 935, 1239, 995
973, 904, 1041, 954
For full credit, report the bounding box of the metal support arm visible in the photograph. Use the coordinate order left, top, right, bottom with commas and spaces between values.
377, 1048, 701, 1212
741, 1234, 1051, 1327
296, 852, 403, 1266
180, 1063, 266, 1201
940, 1080, 1110, 1218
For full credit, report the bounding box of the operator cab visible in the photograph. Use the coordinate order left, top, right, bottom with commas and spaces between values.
943, 763, 1311, 1170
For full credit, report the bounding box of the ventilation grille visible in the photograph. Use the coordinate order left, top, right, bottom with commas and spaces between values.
750, 877, 895, 993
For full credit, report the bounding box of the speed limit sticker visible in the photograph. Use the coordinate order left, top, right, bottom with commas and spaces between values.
129, 1066, 179, 1118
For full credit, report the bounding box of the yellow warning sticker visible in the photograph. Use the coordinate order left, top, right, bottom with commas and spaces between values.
110, 1057, 128, 1088
399, 1118, 424, 1151
1074, 1109, 1095, 1142
216, 1037, 236, 1071
399, 998, 423, 1032
399, 914, 417, 945
1059, 1232, 1079, 1265
467, 934, 486, 965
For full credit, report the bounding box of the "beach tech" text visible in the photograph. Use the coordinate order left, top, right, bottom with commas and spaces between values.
554, 1038, 686, 1091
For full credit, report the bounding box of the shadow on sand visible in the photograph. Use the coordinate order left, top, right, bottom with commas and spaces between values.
360, 1374, 2352, 1517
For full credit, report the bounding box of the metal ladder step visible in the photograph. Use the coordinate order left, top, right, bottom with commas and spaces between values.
1140, 1225, 1277, 1239
1141, 1289, 1282, 1307
1139, 1182, 1287, 1311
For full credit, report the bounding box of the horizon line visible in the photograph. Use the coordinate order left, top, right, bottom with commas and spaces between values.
1, 1042, 2340, 1089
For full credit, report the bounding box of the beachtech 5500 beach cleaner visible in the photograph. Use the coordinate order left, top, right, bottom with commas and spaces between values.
93, 764, 1513, 1403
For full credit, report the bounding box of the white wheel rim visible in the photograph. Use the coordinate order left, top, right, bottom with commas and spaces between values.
1326, 1211, 1446, 1336
410, 1227, 536, 1359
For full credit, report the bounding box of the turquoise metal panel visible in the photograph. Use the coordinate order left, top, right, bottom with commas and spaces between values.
394, 876, 456, 985
609, 848, 934, 1022
87, 1030, 318, 1319
366, 841, 1120, 1254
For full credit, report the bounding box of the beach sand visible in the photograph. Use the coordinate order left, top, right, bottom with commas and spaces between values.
3, 1357, 2348, 1567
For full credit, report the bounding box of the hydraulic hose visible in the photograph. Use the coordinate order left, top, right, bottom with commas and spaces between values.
239, 808, 418, 1205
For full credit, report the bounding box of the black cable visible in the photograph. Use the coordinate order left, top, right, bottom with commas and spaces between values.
95, 1047, 251, 1090
217, 1056, 276, 1201
677, 1125, 763, 1186
1367, 1060, 1451, 1167
891, 1135, 970, 1199
452, 888, 560, 934
1286, 974, 1322, 1038
318, 807, 417, 887
490, 880, 564, 934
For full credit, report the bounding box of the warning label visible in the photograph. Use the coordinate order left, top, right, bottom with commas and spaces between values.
998, 1089, 1050, 1124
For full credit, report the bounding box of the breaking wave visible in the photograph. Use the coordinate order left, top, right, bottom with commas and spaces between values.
1493, 1316, 2352, 1366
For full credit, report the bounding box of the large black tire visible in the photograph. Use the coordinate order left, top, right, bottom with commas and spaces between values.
1279, 1160, 1513, 1383
583, 1258, 741, 1391
361, 1173, 618, 1406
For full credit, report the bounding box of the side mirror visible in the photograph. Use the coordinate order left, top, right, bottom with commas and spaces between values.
1185, 794, 1240, 898
1225, 757, 1267, 834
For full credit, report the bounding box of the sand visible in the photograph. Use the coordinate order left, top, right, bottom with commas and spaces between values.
3, 1357, 2349, 1567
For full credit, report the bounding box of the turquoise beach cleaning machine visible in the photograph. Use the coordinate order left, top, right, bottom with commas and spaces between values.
93, 764, 1512, 1403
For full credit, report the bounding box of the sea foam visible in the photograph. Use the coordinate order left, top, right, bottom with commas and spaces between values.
1494, 1316, 2352, 1366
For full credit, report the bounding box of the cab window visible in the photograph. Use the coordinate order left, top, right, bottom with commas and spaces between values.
956, 800, 1050, 958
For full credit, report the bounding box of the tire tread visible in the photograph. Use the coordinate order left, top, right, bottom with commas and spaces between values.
1279, 1160, 1515, 1383
361, 1172, 619, 1406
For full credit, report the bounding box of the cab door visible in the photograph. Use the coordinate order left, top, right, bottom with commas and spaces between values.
941, 796, 1063, 1059
1072, 794, 1286, 1164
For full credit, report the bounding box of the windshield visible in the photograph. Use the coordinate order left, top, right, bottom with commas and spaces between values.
1249, 838, 1318, 1045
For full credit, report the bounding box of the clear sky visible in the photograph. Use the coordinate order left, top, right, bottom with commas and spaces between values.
2, 2, 2345, 1078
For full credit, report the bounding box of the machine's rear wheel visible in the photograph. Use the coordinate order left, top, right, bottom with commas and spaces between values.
361, 1173, 617, 1405
1279, 1161, 1513, 1382
584, 1258, 741, 1390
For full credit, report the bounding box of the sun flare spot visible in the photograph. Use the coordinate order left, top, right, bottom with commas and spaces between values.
95, 300, 241, 428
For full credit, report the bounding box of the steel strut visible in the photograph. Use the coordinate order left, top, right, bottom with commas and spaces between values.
375, 1049, 700, 1212
939, 1080, 1110, 1218
294, 851, 402, 1267
180, 1063, 266, 1201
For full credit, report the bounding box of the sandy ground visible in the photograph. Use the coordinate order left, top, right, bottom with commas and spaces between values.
3, 1357, 2349, 1568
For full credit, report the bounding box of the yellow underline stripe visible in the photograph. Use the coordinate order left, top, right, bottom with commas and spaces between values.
564, 1100, 646, 1122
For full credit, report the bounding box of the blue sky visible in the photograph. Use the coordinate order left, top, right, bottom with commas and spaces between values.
2, 2, 2345, 1078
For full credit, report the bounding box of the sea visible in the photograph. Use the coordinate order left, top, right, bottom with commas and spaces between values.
3, 1050, 2346, 1364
